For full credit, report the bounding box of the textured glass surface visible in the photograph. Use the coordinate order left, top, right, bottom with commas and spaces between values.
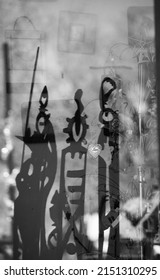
0, 0, 159, 260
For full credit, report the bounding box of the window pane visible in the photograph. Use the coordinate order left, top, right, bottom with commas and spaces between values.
0, 0, 159, 260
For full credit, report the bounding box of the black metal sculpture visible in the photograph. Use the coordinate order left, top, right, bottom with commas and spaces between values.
14, 85, 57, 259
49, 89, 89, 259
98, 77, 120, 259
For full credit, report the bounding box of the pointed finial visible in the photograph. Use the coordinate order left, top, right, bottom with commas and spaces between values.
39, 85, 48, 110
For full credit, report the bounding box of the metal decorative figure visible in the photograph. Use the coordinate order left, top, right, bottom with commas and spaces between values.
14, 85, 57, 259
49, 89, 89, 259
98, 77, 119, 259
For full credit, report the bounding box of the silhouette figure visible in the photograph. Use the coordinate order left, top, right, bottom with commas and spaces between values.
49, 89, 89, 259
98, 77, 120, 259
14, 86, 57, 259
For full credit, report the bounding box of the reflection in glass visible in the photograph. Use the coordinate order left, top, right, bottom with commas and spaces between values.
0, 0, 159, 260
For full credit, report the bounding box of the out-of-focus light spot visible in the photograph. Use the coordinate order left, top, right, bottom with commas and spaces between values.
84, 213, 98, 242
153, 245, 160, 255
1, 147, 9, 160
3, 171, 9, 178
127, 85, 147, 115
3, 127, 11, 137
12, 168, 19, 177
84, 212, 110, 253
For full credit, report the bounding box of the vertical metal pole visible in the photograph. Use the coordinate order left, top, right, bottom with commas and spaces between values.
3, 43, 11, 118
138, 60, 143, 260
20, 46, 39, 166
154, 0, 160, 245
3, 43, 14, 174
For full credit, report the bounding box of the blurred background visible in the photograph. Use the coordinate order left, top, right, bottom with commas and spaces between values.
0, 0, 159, 259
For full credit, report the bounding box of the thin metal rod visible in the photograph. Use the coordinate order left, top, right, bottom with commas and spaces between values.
155, 0, 160, 245
20, 46, 40, 166
3, 43, 11, 118
138, 62, 143, 260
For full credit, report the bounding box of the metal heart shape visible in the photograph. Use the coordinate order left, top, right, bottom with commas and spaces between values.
88, 144, 102, 158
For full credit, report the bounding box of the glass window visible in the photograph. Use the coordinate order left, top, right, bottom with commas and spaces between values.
0, 0, 159, 260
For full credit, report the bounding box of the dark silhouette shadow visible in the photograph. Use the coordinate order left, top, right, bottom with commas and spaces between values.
14, 86, 57, 259
48, 89, 90, 259
98, 77, 120, 259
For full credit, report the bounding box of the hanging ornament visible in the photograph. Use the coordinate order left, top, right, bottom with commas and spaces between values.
88, 143, 102, 159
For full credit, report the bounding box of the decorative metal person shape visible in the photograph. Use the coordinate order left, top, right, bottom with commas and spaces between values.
14, 86, 57, 259
98, 77, 120, 259
49, 89, 89, 259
